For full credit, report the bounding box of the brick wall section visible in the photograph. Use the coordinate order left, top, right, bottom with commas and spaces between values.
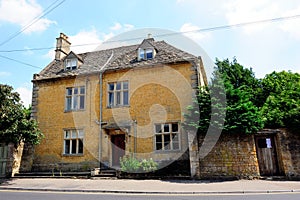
277, 128, 300, 179
198, 133, 260, 179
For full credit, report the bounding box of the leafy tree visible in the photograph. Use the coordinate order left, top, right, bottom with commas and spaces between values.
184, 58, 264, 135
261, 71, 300, 128
0, 84, 43, 146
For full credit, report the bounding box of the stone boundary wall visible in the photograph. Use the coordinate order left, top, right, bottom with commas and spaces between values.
277, 128, 300, 179
198, 133, 260, 179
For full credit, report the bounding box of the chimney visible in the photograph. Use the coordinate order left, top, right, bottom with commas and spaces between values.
55, 33, 71, 61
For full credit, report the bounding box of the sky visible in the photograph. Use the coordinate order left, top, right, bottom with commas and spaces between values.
0, 0, 300, 107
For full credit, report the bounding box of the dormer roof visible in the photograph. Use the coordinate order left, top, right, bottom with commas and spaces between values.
64, 51, 83, 63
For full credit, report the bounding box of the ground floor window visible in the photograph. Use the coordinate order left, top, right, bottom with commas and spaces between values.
154, 123, 180, 151
63, 129, 84, 155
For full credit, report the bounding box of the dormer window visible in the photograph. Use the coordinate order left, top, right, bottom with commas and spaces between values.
146, 49, 153, 59
65, 58, 77, 70
138, 48, 154, 61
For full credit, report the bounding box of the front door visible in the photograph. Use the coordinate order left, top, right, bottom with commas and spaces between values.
0, 144, 9, 177
111, 134, 125, 167
255, 135, 280, 176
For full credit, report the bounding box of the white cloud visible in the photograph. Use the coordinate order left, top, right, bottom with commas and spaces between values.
224, 0, 280, 34
15, 84, 32, 107
176, 0, 187, 3
279, 6, 300, 40
0, 71, 11, 77
44, 23, 135, 58
223, 0, 300, 37
110, 22, 135, 32
68, 28, 103, 53
124, 24, 134, 31
110, 22, 122, 31
180, 23, 210, 42
0, 0, 56, 33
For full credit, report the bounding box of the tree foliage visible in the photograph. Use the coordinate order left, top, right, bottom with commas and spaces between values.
260, 71, 300, 128
184, 58, 264, 135
185, 58, 300, 135
0, 84, 43, 146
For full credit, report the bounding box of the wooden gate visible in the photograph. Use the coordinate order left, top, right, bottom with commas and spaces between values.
0, 143, 9, 177
255, 135, 280, 176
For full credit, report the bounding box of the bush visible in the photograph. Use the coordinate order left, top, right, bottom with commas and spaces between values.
140, 158, 158, 172
120, 156, 158, 173
120, 156, 140, 173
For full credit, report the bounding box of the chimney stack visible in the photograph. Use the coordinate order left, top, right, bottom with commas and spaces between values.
55, 33, 71, 61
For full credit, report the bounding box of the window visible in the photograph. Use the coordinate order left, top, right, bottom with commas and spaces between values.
65, 58, 77, 70
65, 86, 85, 111
138, 48, 154, 60
108, 81, 129, 107
155, 123, 180, 151
64, 129, 84, 155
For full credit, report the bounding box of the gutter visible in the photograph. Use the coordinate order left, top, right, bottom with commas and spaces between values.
98, 51, 114, 168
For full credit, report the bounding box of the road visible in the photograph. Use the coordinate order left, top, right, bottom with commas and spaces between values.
1, 190, 300, 200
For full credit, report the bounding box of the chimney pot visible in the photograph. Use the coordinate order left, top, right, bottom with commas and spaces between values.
55, 33, 71, 61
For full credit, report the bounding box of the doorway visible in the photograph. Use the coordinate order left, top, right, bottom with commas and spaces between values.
255, 135, 281, 176
111, 134, 125, 167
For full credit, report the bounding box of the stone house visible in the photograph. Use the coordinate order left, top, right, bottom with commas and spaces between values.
29, 33, 207, 177
25, 33, 300, 179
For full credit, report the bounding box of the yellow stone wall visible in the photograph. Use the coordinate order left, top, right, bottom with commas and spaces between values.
101, 63, 195, 165
33, 62, 196, 170
34, 75, 100, 170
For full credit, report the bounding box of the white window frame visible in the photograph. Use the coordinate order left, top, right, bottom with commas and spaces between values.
65, 86, 85, 111
138, 48, 154, 60
65, 58, 77, 70
63, 129, 84, 155
154, 123, 180, 151
107, 81, 129, 108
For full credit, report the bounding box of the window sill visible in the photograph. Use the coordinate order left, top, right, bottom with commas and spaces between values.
107, 105, 130, 109
64, 109, 85, 113
62, 154, 84, 157
154, 149, 181, 153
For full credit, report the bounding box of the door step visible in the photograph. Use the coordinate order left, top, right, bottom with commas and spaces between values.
91, 168, 117, 178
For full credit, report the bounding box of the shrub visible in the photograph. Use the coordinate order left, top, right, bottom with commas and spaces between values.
120, 156, 158, 173
120, 156, 140, 173
140, 158, 158, 172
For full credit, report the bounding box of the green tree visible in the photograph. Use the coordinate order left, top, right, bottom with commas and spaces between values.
261, 71, 300, 128
0, 84, 43, 146
184, 58, 264, 135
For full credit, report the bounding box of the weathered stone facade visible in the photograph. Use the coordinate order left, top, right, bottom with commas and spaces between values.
277, 128, 300, 179
0, 143, 24, 177
29, 34, 205, 176
198, 133, 260, 179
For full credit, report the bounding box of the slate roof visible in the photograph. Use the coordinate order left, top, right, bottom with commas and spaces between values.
33, 39, 199, 81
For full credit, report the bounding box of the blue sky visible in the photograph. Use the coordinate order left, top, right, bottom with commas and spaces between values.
0, 0, 300, 107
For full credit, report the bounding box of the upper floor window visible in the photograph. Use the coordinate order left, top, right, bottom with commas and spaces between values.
108, 81, 129, 107
63, 129, 84, 155
65, 58, 77, 70
154, 123, 180, 151
65, 86, 85, 111
138, 48, 154, 61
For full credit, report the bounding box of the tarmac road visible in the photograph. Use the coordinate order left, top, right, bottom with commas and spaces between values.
1, 190, 300, 200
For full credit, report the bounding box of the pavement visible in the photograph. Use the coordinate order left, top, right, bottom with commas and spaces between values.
1, 178, 300, 194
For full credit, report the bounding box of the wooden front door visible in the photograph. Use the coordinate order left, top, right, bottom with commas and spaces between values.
255, 135, 280, 176
0, 144, 9, 177
111, 134, 125, 166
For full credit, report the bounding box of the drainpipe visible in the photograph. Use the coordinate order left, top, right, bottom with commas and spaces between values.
99, 51, 114, 169
133, 120, 137, 158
